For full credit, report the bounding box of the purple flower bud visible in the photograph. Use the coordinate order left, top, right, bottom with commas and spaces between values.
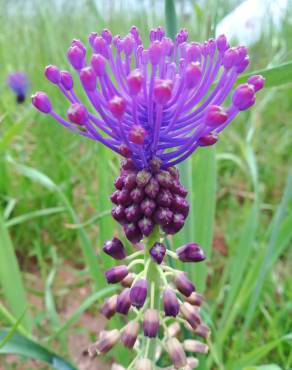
194, 324, 211, 339
105, 265, 128, 284
175, 272, 195, 297
205, 105, 228, 127
138, 217, 154, 237
110, 190, 119, 204
156, 188, 173, 207
125, 204, 141, 222
129, 124, 146, 145
236, 56, 249, 73
130, 279, 148, 308
223, 47, 238, 69
232, 83, 255, 110
67, 45, 85, 70
216, 34, 228, 53
149, 40, 162, 65
123, 223, 143, 243
167, 166, 180, 179
67, 103, 88, 125
180, 302, 201, 329
116, 288, 131, 315
130, 187, 145, 203
162, 213, 185, 235
183, 339, 209, 354
149, 242, 166, 264
93, 36, 108, 57
176, 243, 205, 263
143, 309, 160, 338
163, 288, 180, 317
127, 69, 143, 95
154, 207, 173, 226
121, 158, 137, 171
95, 329, 120, 354
166, 338, 187, 369
114, 175, 125, 190
117, 189, 131, 206
145, 178, 160, 199
199, 133, 218, 147
31, 92, 52, 113
153, 79, 172, 104
109, 95, 126, 119
80, 66, 96, 91
248, 75, 265, 92
60, 70, 73, 90
149, 157, 162, 173
121, 321, 139, 349
136, 170, 152, 187
124, 173, 136, 190
44, 65, 60, 84
172, 195, 189, 217
186, 42, 201, 61
121, 272, 135, 288
103, 237, 126, 260
119, 144, 132, 158
100, 294, 117, 319
156, 170, 173, 188
71, 39, 86, 54
141, 198, 156, 217
111, 205, 127, 224
88, 32, 97, 46
91, 53, 107, 76
185, 62, 202, 89
101, 28, 112, 44
185, 292, 204, 307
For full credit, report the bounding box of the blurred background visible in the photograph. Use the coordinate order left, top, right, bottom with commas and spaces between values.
0, 0, 291, 369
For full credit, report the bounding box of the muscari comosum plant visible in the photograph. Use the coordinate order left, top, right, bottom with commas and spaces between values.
32, 26, 264, 370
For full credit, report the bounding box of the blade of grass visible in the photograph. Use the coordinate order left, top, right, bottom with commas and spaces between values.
0, 209, 32, 332
0, 330, 77, 370
5, 206, 65, 227
7, 156, 105, 290
0, 308, 27, 349
0, 303, 31, 339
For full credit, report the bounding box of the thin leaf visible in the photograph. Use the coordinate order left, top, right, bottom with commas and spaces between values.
47, 286, 117, 340
236, 61, 292, 88
0, 210, 32, 332
5, 207, 65, 227
0, 308, 27, 349
0, 330, 77, 370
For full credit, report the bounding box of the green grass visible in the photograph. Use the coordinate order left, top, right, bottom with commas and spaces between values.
0, 0, 291, 369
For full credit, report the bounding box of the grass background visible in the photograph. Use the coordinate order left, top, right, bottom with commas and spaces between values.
0, 0, 291, 369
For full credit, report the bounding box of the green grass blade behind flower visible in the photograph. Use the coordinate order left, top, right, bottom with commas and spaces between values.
0, 330, 77, 370
165, 0, 178, 40
0, 308, 27, 349
192, 147, 217, 291
236, 61, 292, 88
46, 286, 117, 341
5, 207, 65, 227
0, 210, 32, 333
243, 169, 292, 334
6, 156, 105, 290
0, 304, 31, 339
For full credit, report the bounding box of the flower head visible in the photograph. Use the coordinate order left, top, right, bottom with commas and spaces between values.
7, 72, 29, 103
32, 27, 264, 170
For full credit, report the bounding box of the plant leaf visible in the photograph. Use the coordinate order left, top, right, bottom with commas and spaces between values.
0, 330, 77, 370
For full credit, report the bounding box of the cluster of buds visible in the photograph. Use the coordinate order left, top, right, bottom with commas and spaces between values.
111, 158, 189, 243
89, 223, 210, 369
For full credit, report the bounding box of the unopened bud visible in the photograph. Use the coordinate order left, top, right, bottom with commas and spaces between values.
100, 294, 117, 319
180, 302, 201, 329
143, 309, 160, 338
95, 329, 120, 354
183, 339, 209, 354
166, 338, 187, 369
121, 321, 139, 349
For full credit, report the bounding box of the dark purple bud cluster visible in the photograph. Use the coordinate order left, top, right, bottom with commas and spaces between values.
111, 159, 189, 243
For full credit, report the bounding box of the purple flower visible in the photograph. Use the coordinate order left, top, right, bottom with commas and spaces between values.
130, 278, 148, 308
32, 28, 264, 169
103, 237, 126, 260
116, 288, 131, 315
105, 265, 128, 284
175, 272, 195, 297
163, 288, 180, 317
149, 242, 166, 264
176, 243, 205, 263
7, 72, 29, 103
142, 309, 160, 337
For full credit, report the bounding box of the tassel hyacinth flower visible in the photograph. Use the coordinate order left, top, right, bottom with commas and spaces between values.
32, 26, 264, 369
7, 72, 29, 103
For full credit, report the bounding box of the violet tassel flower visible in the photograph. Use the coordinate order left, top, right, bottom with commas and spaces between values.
32, 26, 264, 369
7, 72, 29, 103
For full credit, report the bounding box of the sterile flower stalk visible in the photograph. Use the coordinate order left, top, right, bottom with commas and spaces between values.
32, 25, 264, 369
